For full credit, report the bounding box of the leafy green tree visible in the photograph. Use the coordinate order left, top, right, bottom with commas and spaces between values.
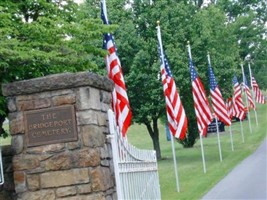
189, 5, 239, 94
2, 0, 264, 160
126, 45, 166, 159
217, 0, 267, 88
0, 0, 114, 137
83, 0, 251, 156
110, 1, 240, 150
252, 39, 267, 88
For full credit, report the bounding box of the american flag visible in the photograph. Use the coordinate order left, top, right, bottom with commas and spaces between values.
251, 77, 265, 104
226, 97, 234, 119
101, 0, 132, 136
157, 25, 187, 139
232, 76, 245, 120
208, 60, 231, 126
243, 76, 255, 109
188, 47, 212, 136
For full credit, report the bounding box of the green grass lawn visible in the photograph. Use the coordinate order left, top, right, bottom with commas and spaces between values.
127, 103, 267, 200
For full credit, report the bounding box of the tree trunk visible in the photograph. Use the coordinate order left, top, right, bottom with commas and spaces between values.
144, 118, 161, 160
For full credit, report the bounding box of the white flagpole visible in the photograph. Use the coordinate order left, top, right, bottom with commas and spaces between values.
188, 42, 207, 173
171, 134, 180, 192
227, 98, 234, 151
199, 135, 207, 173
229, 125, 234, 151
240, 119, 245, 143
241, 63, 252, 134
215, 117, 223, 161
157, 21, 180, 192
207, 53, 222, 162
101, 0, 109, 24
248, 62, 259, 126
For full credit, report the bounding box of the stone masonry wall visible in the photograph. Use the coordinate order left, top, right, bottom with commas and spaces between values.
1, 72, 116, 200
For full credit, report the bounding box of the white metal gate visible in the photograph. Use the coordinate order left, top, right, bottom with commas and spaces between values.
108, 110, 161, 200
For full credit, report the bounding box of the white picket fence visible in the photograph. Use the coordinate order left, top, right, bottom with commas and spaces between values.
108, 110, 161, 200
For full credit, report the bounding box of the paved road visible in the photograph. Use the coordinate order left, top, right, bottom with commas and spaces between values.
202, 138, 267, 200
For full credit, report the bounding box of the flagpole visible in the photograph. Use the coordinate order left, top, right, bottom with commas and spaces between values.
248, 61, 259, 126
215, 117, 223, 161
199, 135, 207, 173
101, 0, 109, 24
170, 135, 180, 192
229, 125, 234, 151
240, 119, 244, 143
241, 63, 252, 134
207, 53, 223, 162
188, 42, 207, 173
226, 98, 234, 151
157, 21, 181, 192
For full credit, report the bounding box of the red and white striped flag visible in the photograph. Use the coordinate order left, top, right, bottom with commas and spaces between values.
208, 56, 231, 126
226, 97, 234, 119
101, 0, 132, 136
243, 76, 255, 109
232, 76, 246, 120
188, 46, 212, 136
252, 77, 265, 104
157, 24, 187, 139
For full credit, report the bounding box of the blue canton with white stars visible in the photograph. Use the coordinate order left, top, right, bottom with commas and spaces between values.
101, 1, 118, 53
189, 58, 198, 81
103, 33, 116, 50
208, 64, 218, 91
232, 75, 238, 85
163, 57, 173, 77
157, 45, 173, 77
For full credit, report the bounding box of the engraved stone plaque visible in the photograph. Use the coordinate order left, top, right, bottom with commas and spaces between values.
25, 105, 78, 147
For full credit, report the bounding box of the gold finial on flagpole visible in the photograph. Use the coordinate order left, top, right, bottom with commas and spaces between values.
157, 20, 160, 25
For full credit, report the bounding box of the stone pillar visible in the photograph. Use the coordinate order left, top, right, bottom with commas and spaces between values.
2, 72, 116, 200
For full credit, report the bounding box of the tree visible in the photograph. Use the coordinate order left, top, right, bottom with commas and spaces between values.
83, 0, 168, 158
126, 47, 166, 159
112, 1, 240, 149
2, 0, 264, 159
0, 0, 114, 137
216, 0, 267, 88
82, 0, 249, 156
